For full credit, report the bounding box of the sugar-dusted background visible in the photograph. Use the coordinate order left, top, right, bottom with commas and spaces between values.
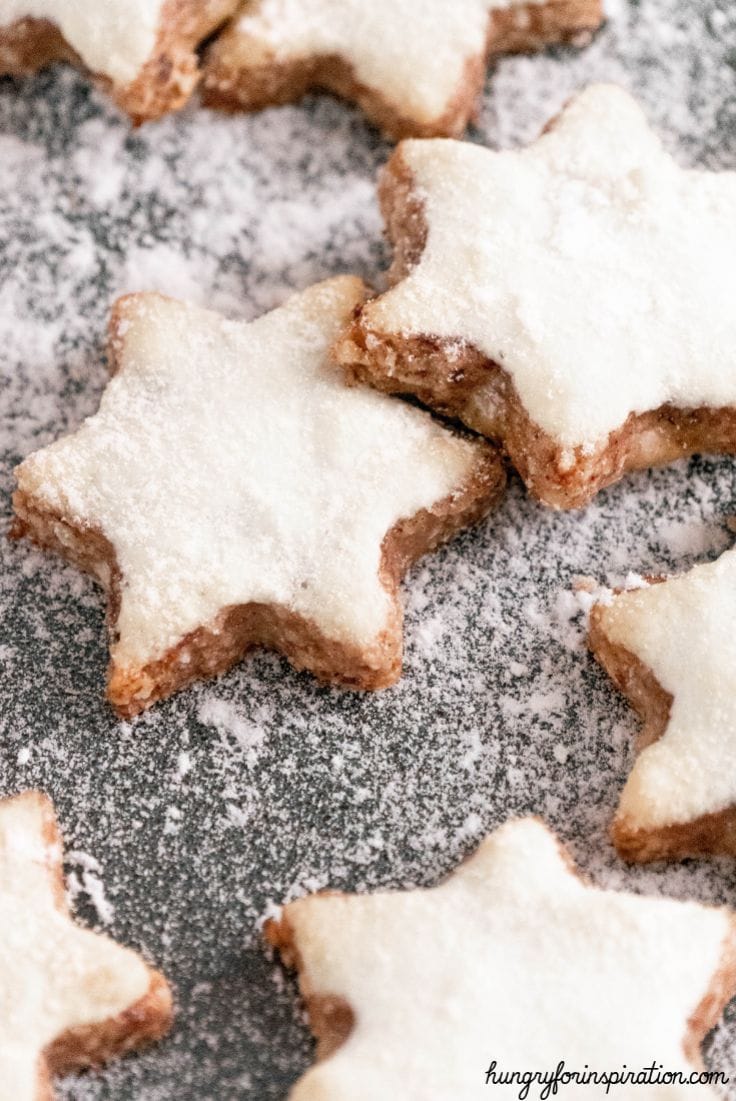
2, 2, 736, 1097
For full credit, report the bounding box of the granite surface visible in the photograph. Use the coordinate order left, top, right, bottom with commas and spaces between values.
2, 2, 736, 1098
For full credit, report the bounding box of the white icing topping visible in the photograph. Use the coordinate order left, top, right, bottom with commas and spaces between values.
283, 818, 731, 1099
363, 84, 736, 448
0, 793, 150, 1101
594, 547, 736, 831
0, 1, 164, 84
17, 278, 482, 672
236, 0, 545, 124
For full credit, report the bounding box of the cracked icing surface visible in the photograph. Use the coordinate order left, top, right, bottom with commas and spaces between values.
0, 1, 164, 85
2, 1, 736, 1098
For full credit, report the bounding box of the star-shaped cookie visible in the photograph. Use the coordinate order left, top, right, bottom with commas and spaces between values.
13, 277, 503, 717
590, 548, 736, 862
0, 1, 238, 123
0, 791, 171, 1100
267, 817, 736, 1099
202, 0, 602, 140
336, 83, 736, 509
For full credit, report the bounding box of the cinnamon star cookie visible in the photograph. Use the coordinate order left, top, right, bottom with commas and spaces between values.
0, 1, 239, 123
590, 548, 736, 862
267, 818, 736, 1099
0, 791, 171, 1099
336, 84, 736, 508
202, 0, 602, 140
13, 277, 503, 717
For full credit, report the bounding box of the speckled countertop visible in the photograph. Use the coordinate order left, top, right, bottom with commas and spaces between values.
2, 3, 736, 1098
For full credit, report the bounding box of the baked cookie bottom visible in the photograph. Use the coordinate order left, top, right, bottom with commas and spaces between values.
12, 452, 503, 718
202, 0, 602, 140
589, 606, 736, 861
0, 0, 238, 123
25, 792, 173, 1097
336, 147, 736, 510
43, 971, 171, 1087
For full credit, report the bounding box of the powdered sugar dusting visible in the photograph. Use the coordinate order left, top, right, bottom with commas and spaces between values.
1, 5, 736, 1098
66, 851, 117, 928
198, 698, 268, 767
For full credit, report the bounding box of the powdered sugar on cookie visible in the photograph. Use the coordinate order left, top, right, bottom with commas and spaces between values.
237, 0, 542, 123
592, 547, 736, 836
0, 1, 164, 84
0, 791, 169, 1100
358, 84, 736, 448
269, 818, 736, 1099
14, 277, 499, 710
3, 8, 736, 1092
205, 0, 601, 137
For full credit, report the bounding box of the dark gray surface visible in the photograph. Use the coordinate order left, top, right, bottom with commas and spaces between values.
1, 2, 736, 1097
